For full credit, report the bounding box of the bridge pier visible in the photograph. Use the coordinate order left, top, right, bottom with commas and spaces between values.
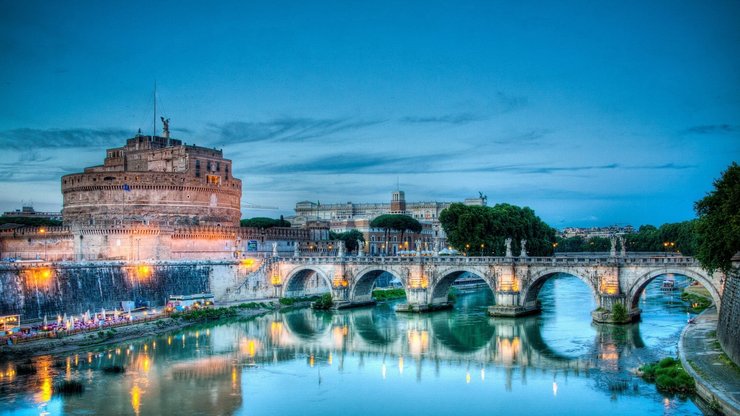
487, 290, 541, 317
591, 294, 640, 324
395, 288, 453, 313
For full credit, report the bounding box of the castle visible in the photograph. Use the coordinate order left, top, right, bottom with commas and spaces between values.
1, 130, 312, 261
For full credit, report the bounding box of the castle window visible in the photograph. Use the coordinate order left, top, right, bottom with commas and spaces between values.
216, 162, 221, 171
195, 160, 201, 177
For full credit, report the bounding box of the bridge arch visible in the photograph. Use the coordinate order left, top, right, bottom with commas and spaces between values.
350, 267, 405, 303
282, 266, 332, 298
521, 268, 599, 305
281, 309, 333, 340
627, 267, 721, 310
430, 267, 493, 304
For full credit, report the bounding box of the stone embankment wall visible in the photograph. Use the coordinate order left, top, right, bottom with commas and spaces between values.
717, 262, 740, 366
0, 260, 274, 320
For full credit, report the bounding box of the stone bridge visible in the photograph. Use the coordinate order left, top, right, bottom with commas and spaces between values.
265, 254, 724, 323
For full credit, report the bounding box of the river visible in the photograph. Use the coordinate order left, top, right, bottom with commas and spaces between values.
0, 274, 704, 415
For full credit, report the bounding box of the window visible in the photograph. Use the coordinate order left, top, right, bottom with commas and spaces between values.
195, 160, 201, 177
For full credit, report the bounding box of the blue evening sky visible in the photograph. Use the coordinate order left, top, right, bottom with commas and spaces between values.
0, 1, 738, 227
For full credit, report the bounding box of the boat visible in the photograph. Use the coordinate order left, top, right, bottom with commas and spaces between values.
660, 276, 677, 291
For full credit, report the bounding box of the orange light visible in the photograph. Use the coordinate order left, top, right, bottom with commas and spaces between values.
240, 258, 255, 267
271, 275, 281, 286
135, 265, 152, 281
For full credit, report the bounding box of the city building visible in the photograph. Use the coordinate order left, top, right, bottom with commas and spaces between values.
291, 191, 487, 255
560, 225, 635, 239
1, 205, 62, 222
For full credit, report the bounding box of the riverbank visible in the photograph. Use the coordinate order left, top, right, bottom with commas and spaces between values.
678, 306, 740, 416
0, 307, 271, 361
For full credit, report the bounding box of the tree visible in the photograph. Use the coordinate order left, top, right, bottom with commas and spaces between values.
0, 217, 62, 227
439, 203, 556, 256
694, 162, 740, 273
329, 229, 365, 253
240, 217, 291, 228
370, 214, 423, 254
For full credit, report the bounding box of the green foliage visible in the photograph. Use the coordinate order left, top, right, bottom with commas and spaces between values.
694, 162, 740, 273
439, 203, 556, 256
329, 229, 365, 252
279, 296, 320, 306
623, 220, 698, 255
237, 302, 262, 309
312, 293, 334, 310
0, 216, 62, 227
370, 214, 423, 254
680, 292, 712, 312
612, 303, 628, 322
639, 357, 695, 394
372, 288, 406, 301
240, 216, 291, 229
171, 307, 238, 321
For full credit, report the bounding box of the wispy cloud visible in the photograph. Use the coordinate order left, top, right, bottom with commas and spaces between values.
399, 112, 481, 125
491, 91, 528, 113
0, 127, 131, 150
682, 124, 739, 135
207, 117, 383, 144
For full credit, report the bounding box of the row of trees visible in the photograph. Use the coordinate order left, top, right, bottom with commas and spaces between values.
439, 203, 557, 256
554, 220, 698, 255
240, 216, 291, 228
0, 217, 62, 227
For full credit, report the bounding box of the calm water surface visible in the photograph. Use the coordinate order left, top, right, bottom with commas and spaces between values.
0, 274, 703, 415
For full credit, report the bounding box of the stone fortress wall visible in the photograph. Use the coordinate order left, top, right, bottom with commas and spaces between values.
717, 254, 740, 365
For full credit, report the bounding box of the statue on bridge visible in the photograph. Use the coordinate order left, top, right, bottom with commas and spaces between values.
433, 238, 440, 256
520, 239, 527, 258
505, 238, 513, 258
619, 235, 627, 257
357, 240, 365, 257
610, 235, 617, 257
272, 242, 278, 257
293, 242, 300, 258
415, 239, 422, 257
337, 241, 345, 257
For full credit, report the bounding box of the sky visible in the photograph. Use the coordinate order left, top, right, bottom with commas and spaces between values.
0, 1, 738, 228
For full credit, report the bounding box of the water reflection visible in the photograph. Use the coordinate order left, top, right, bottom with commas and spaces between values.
0, 274, 703, 416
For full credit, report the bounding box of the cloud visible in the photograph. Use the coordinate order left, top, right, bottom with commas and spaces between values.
0, 127, 131, 150
399, 112, 481, 125
491, 91, 528, 113
207, 117, 383, 144
683, 124, 739, 135
247, 153, 424, 175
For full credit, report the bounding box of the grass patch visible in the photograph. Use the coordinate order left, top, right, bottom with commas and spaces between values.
372, 289, 406, 301
639, 357, 695, 394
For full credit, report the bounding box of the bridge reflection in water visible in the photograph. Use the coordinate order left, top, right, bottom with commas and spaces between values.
1, 276, 698, 416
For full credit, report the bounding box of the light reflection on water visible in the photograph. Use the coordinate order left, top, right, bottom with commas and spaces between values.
0, 274, 703, 415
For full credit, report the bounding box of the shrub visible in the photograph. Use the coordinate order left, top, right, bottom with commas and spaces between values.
372, 289, 406, 301
639, 357, 694, 394
612, 303, 628, 322
312, 293, 333, 310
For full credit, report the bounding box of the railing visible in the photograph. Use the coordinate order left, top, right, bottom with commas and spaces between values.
276, 254, 700, 267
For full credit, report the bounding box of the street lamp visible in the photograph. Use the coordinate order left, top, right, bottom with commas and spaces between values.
465, 243, 470, 257
480, 243, 485, 256
663, 241, 675, 257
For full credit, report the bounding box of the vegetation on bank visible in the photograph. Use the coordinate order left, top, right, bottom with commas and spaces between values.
240, 216, 291, 229
311, 294, 333, 310
681, 292, 712, 313
439, 203, 556, 256
554, 220, 698, 255
372, 288, 406, 301
611, 303, 628, 322
170, 303, 270, 321
639, 357, 695, 394
279, 295, 322, 306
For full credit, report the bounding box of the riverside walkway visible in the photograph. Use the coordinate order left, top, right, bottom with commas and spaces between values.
679, 307, 740, 416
